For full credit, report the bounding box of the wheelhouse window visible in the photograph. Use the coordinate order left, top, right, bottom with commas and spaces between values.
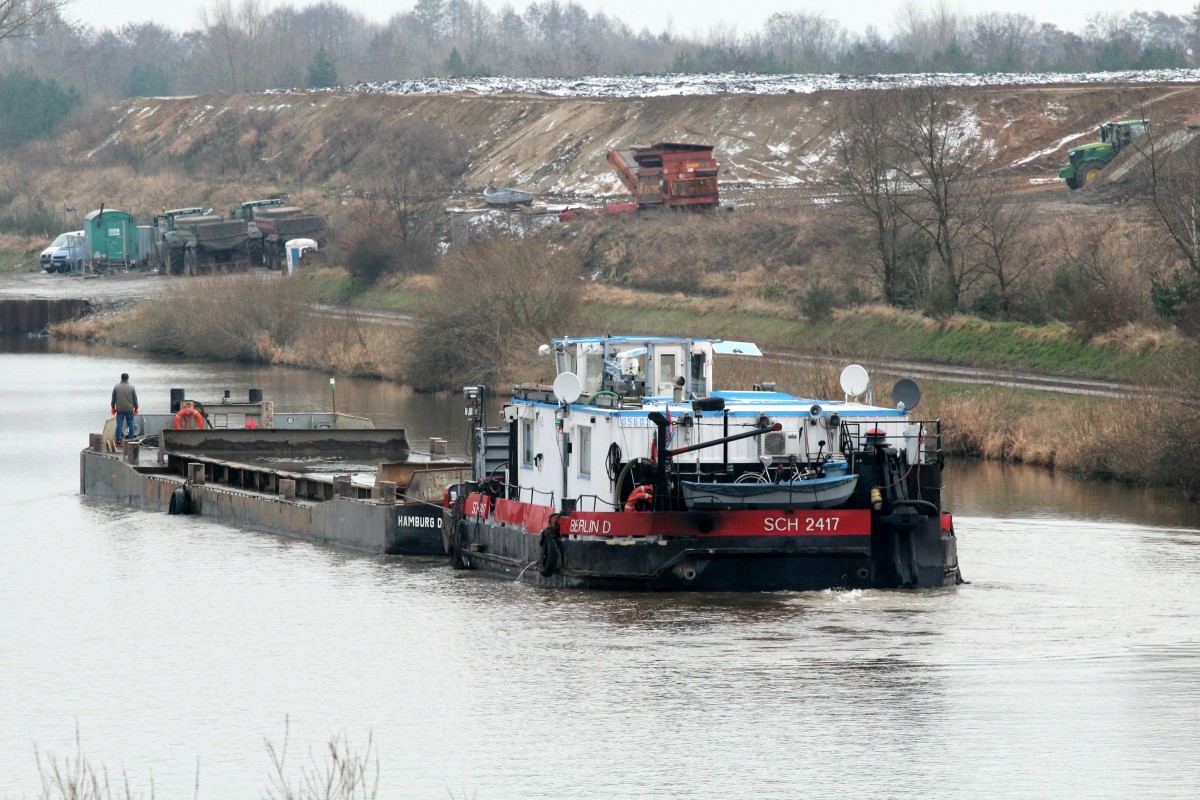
659, 352, 677, 386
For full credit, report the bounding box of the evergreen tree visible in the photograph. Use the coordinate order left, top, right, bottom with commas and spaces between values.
444, 47, 466, 76
0, 70, 80, 150
307, 46, 339, 89
125, 64, 174, 98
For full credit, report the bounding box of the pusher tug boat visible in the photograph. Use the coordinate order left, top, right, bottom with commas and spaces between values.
446, 335, 961, 591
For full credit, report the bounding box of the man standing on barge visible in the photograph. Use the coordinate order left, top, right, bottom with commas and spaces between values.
111, 372, 139, 445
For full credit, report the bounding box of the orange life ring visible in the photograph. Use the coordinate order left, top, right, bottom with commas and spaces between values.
624, 484, 654, 512
173, 407, 204, 430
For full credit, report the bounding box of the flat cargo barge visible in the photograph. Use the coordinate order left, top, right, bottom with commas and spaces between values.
80, 389, 468, 555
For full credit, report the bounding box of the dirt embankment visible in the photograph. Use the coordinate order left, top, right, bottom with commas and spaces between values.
54, 81, 1200, 214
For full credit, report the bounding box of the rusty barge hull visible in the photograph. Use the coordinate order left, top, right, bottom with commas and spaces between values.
79, 442, 468, 556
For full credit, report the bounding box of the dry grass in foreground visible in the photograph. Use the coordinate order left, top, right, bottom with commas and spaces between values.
23, 721, 380, 800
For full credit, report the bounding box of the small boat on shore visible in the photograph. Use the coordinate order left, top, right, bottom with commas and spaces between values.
483, 186, 534, 206
446, 335, 961, 592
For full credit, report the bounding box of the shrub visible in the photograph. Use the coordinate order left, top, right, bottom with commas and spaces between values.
798, 283, 837, 322
128, 273, 311, 361
343, 224, 440, 286
344, 230, 395, 285
403, 237, 582, 390
0, 199, 61, 236
1033, 223, 1159, 337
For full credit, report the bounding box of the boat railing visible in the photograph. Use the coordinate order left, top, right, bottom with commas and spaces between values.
573, 494, 622, 512
498, 481, 556, 509
839, 419, 943, 465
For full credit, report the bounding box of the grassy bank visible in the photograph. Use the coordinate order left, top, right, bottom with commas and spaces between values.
585, 287, 1195, 382
298, 271, 1195, 384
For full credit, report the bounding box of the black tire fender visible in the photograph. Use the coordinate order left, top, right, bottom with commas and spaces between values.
168, 485, 192, 515
537, 514, 563, 577
446, 496, 467, 569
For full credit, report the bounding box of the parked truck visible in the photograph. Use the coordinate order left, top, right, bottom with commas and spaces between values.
255, 209, 326, 270
155, 207, 251, 276
230, 199, 326, 269
606, 142, 720, 210
1060, 119, 1149, 190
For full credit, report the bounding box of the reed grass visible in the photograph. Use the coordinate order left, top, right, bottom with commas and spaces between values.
19, 721, 379, 800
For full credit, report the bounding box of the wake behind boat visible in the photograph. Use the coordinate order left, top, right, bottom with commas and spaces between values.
446, 335, 962, 592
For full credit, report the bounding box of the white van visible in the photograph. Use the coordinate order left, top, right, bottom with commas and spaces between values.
40, 230, 86, 273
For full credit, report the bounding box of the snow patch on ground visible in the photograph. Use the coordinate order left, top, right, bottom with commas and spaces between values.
1012, 133, 1090, 166
328, 69, 1200, 100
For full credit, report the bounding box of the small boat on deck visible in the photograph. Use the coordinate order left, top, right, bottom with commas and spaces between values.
445, 335, 962, 592
483, 186, 534, 206
681, 471, 858, 510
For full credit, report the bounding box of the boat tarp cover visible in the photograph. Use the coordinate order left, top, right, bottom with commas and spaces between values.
681, 474, 857, 499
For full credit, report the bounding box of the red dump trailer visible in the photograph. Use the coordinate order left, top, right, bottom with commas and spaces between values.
606, 142, 719, 210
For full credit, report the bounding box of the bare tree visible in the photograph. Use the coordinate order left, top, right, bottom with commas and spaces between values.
831, 90, 909, 305
0, 0, 64, 42
969, 177, 1035, 319
196, 0, 269, 91
970, 12, 1037, 72
889, 86, 987, 312
893, 0, 965, 65
1136, 110, 1200, 331
763, 12, 846, 72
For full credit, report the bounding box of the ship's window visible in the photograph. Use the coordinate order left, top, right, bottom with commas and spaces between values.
659, 352, 677, 386
522, 419, 534, 465
690, 352, 707, 397
577, 426, 592, 476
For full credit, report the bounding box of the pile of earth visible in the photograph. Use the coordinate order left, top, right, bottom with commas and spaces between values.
44, 69, 1200, 217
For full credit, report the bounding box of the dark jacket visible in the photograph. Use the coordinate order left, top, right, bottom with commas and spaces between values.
111, 381, 139, 413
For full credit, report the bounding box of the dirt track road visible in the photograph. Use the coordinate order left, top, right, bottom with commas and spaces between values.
0, 267, 168, 306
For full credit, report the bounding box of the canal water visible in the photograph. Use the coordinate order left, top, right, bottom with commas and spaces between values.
2, 337, 1198, 798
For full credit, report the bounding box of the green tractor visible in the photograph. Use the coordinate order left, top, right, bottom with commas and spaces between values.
1060, 119, 1149, 190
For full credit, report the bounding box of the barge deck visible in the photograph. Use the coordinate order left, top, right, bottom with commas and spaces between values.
80, 388, 468, 555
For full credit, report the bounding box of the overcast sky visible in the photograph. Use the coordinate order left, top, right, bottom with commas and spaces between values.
63, 0, 1200, 38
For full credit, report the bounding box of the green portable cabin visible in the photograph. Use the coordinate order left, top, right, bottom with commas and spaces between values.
83, 208, 138, 268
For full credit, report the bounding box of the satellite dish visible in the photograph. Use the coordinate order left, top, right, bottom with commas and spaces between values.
840, 364, 870, 397
552, 372, 582, 404
892, 378, 922, 411
537, 344, 551, 357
